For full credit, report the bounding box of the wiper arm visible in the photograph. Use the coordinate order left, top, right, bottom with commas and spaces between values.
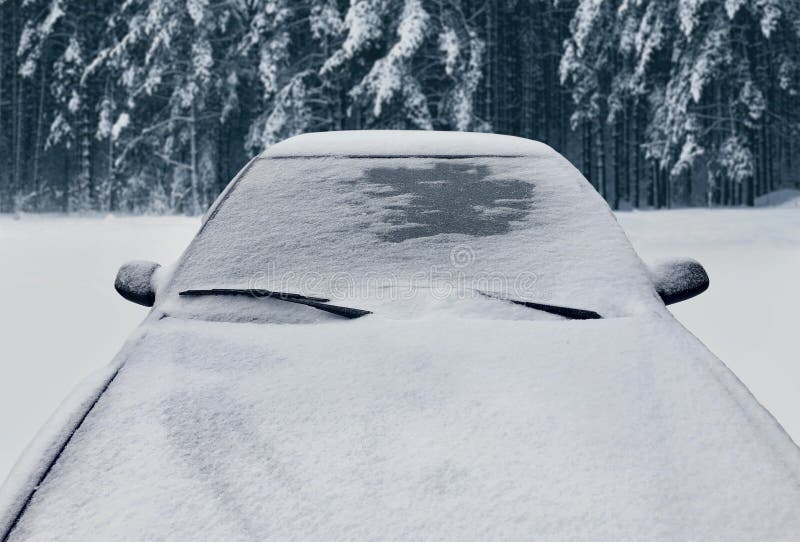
180, 288, 330, 302
480, 292, 601, 320
179, 288, 372, 319
507, 300, 601, 320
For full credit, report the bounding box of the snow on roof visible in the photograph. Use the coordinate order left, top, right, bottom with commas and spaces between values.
261, 130, 556, 158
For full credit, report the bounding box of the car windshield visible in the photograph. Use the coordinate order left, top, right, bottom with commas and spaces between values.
165, 154, 657, 317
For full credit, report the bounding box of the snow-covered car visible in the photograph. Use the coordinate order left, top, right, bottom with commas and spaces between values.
2, 131, 799, 541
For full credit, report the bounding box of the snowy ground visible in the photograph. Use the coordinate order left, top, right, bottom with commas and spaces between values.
1, 210, 798, 484
0, 216, 199, 484
617, 209, 800, 448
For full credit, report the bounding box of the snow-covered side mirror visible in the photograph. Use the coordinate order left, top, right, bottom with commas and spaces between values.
115, 261, 161, 307
648, 258, 709, 305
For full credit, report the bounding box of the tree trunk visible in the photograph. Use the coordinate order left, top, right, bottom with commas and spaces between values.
583, 122, 593, 187
685, 167, 692, 206
190, 101, 200, 215
595, 119, 606, 199
32, 63, 47, 210
73, 109, 93, 212
634, 103, 641, 208
12, 22, 22, 198
612, 115, 620, 209
0, 4, 6, 210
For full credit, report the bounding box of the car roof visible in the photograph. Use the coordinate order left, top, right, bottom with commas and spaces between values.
260, 130, 557, 158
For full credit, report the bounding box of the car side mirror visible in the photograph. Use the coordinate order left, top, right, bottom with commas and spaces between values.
114, 261, 161, 307
648, 258, 709, 305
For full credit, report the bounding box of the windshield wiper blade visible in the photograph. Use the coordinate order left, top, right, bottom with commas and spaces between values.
507, 299, 601, 320
479, 292, 601, 320
179, 288, 372, 319
292, 299, 372, 319
180, 288, 330, 302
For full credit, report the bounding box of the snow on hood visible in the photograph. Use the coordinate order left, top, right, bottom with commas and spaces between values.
7, 314, 800, 540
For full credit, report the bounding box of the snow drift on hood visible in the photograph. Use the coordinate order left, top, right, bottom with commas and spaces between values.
7, 314, 800, 540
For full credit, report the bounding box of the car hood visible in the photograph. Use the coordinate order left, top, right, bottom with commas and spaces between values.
5, 313, 800, 540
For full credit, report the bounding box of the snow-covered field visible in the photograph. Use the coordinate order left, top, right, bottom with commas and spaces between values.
1, 210, 798, 484
0, 216, 199, 484
617, 209, 800, 449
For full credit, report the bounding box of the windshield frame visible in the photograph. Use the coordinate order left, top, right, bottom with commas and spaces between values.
163, 154, 659, 318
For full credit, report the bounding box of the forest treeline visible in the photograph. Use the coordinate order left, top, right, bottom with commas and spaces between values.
0, 0, 798, 213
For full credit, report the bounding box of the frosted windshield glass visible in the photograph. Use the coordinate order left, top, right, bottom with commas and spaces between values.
167, 155, 657, 316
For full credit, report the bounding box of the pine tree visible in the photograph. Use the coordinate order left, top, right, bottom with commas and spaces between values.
1, 0, 799, 213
